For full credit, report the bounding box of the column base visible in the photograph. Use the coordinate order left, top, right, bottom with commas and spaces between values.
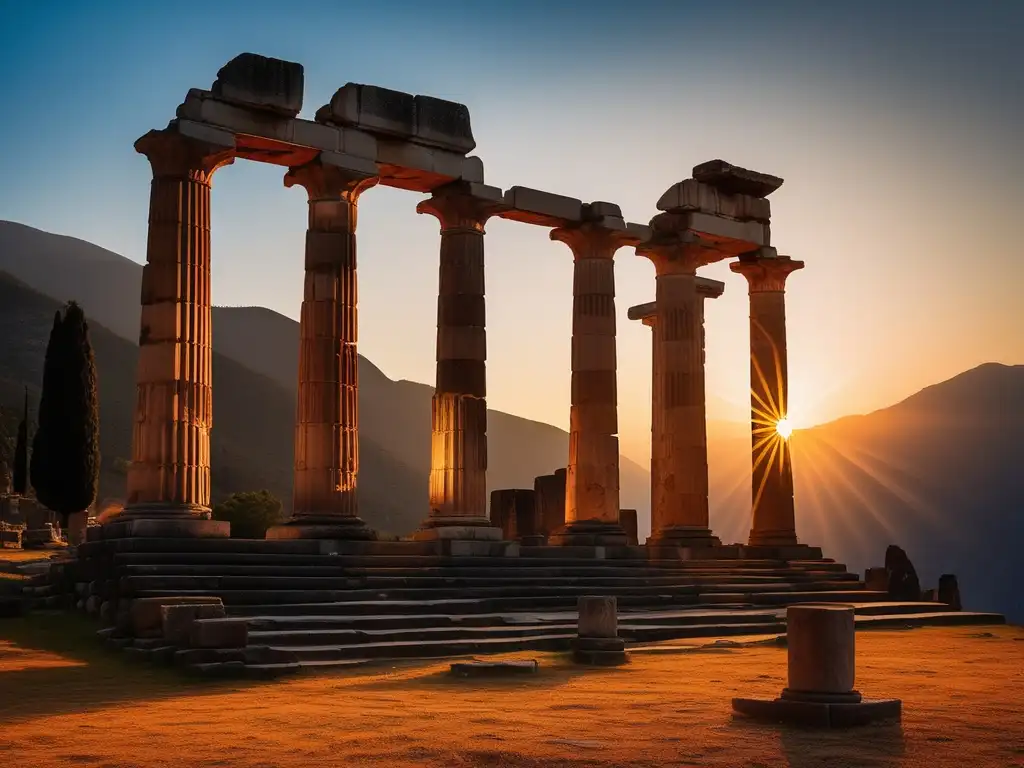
103, 503, 229, 539
747, 528, 799, 547
412, 518, 503, 542
742, 543, 824, 561
647, 526, 722, 548
548, 519, 629, 547
266, 517, 377, 541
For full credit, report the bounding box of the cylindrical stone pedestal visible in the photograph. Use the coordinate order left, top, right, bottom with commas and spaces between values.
782, 604, 859, 703
573, 595, 627, 665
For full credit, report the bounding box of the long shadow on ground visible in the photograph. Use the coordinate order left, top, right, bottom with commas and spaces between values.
0, 612, 268, 723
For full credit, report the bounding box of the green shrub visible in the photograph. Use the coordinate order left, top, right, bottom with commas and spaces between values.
212, 490, 284, 539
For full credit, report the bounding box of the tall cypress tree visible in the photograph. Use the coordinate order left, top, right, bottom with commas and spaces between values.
31, 312, 64, 506
12, 387, 29, 495
31, 303, 100, 522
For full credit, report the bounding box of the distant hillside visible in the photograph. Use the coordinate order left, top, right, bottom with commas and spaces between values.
0, 220, 652, 530
706, 364, 1024, 622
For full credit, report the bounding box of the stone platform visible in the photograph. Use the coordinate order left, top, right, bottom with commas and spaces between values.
49, 537, 1005, 678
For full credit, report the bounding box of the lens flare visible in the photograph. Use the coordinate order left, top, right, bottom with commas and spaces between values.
775, 418, 793, 439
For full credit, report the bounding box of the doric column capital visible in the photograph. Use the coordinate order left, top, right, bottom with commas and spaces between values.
550, 222, 641, 260
417, 181, 505, 234
636, 231, 722, 276
284, 154, 378, 203
135, 127, 235, 184
731, 253, 805, 292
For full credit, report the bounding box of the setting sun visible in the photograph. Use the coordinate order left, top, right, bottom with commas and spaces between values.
775, 418, 793, 439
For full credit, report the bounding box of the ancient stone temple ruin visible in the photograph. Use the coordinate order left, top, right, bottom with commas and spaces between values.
67, 53, 996, 677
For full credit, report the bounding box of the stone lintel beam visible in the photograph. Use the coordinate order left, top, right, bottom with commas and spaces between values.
692, 159, 784, 198
212, 53, 304, 117
499, 186, 584, 228
315, 83, 476, 154
175, 90, 484, 192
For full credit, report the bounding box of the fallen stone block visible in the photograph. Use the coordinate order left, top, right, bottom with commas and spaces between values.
211, 52, 303, 117
190, 618, 249, 649
450, 659, 539, 678
130, 596, 222, 638
692, 159, 784, 198
413, 94, 475, 154
162, 602, 227, 646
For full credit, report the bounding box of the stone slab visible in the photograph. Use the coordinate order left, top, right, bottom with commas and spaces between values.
211, 53, 304, 117
190, 618, 249, 649
316, 84, 476, 154
500, 187, 584, 227
692, 159, 784, 198
413, 525, 504, 542
265, 520, 377, 541
162, 602, 227, 646
131, 596, 223, 638
102, 518, 230, 540
449, 659, 539, 678
731, 696, 901, 727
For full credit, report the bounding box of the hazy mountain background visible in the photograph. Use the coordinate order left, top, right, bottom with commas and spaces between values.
1, 220, 1020, 622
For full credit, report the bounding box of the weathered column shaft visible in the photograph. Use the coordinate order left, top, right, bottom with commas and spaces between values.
126, 130, 234, 515
652, 269, 709, 530
731, 255, 804, 546
288, 163, 377, 525
417, 186, 501, 527
566, 249, 619, 523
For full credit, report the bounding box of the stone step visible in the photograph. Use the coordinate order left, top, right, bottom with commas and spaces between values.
749, 590, 889, 605
211, 592, 708, 613
114, 563, 856, 581
855, 611, 1006, 628
243, 607, 784, 634
249, 619, 791, 650
124, 577, 863, 601
109, 551, 817, 570
118, 572, 851, 593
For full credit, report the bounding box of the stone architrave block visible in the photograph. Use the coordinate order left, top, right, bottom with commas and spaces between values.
413, 94, 476, 154
578, 596, 618, 638
691, 159, 784, 198
376, 141, 465, 181
460, 156, 485, 183
317, 83, 416, 138
684, 211, 767, 247
502, 187, 584, 226
211, 53, 303, 117
131, 596, 223, 638
162, 602, 227, 646
190, 618, 250, 649
656, 179, 771, 222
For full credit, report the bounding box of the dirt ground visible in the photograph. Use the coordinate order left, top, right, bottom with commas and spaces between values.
1, 615, 1023, 768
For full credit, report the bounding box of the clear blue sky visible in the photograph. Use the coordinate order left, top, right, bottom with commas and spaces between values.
1, 0, 1021, 463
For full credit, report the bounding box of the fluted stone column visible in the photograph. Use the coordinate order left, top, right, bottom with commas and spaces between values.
118, 126, 235, 538
268, 155, 378, 540
629, 276, 724, 546
636, 234, 724, 547
548, 218, 639, 546
730, 252, 804, 547
416, 182, 505, 540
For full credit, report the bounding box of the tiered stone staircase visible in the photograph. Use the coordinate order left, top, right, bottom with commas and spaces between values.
62, 537, 1005, 677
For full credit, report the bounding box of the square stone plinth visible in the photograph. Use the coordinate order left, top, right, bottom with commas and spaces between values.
731, 696, 901, 727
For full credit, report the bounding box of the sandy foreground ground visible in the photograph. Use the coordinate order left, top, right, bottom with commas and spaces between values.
1, 618, 1022, 768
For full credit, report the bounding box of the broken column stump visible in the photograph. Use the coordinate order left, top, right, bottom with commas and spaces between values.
938, 574, 962, 611
732, 604, 901, 727
573, 595, 627, 666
